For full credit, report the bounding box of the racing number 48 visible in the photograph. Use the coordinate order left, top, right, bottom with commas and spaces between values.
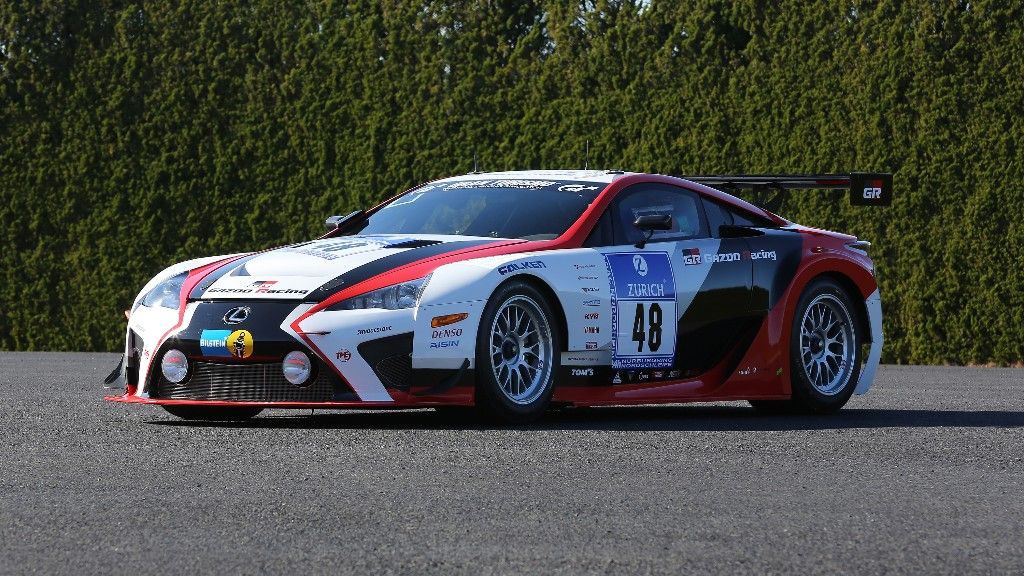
631, 302, 662, 352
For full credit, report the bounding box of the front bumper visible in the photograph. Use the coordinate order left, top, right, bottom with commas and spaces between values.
112, 298, 477, 407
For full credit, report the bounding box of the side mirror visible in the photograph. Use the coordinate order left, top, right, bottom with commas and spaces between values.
718, 224, 764, 238
633, 214, 673, 231
632, 214, 672, 248
325, 210, 364, 232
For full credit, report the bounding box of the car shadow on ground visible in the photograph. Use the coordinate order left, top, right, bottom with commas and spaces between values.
147, 404, 1024, 432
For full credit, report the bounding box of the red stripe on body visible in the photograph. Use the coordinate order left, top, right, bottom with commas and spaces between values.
135, 255, 247, 395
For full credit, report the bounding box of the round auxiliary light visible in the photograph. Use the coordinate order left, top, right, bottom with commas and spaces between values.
282, 351, 312, 386
161, 349, 189, 383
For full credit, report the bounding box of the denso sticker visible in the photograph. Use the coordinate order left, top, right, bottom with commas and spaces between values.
603, 252, 677, 370
432, 328, 463, 339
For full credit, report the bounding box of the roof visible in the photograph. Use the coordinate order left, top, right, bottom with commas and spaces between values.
437, 170, 634, 184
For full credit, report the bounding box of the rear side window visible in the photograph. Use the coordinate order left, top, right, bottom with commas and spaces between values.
702, 198, 774, 236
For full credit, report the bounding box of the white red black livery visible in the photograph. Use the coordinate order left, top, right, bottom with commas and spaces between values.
106, 170, 891, 423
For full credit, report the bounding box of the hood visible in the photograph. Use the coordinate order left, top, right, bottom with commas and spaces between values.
196, 234, 503, 300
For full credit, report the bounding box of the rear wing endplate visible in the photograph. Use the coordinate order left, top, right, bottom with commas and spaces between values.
682, 173, 893, 212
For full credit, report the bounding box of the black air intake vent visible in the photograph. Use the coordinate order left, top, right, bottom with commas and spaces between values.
358, 333, 415, 389
385, 239, 443, 249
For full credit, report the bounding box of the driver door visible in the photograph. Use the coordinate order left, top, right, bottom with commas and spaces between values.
586, 183, 753, 377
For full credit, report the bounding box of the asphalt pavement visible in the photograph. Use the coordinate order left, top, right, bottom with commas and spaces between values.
1, 352, 1022, 575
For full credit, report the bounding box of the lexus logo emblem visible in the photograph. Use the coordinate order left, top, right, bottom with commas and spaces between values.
223, 306, 251, 325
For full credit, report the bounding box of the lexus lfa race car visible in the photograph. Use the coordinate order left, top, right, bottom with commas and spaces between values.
105, 170, 891, 423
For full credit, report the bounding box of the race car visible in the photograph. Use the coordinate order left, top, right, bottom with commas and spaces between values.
105, 169, 890, 423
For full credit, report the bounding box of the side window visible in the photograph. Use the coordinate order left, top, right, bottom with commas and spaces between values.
613, 184, 708, 245
702, 198, 773, 237
702, 198, 732, 236
730, 209, 760, 227
583, 211, 614, 248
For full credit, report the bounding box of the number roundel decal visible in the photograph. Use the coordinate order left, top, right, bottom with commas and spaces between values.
603, 252, 677, 369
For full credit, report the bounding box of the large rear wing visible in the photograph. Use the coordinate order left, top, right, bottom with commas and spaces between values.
682, 173, 893, 213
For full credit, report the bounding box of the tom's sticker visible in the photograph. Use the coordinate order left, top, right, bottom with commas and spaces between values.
200, 329, 255, 358
603, 252, 677, 369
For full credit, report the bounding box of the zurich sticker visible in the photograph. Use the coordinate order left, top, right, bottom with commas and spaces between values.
603, 252, 677, 370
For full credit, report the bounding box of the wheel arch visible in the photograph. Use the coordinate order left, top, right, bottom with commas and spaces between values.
812, 271, 871, 344
492, 274, 569, 353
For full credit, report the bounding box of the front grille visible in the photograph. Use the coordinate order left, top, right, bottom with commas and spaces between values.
156, 361, 335, 402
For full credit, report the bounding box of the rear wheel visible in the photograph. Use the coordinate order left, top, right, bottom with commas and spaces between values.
475, 281, 559, 424
162, 405, 263, 421
751, 278, 863, 414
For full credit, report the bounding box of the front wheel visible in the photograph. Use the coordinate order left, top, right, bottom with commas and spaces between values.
162, 405, 263, 421
475, 281, 560, 424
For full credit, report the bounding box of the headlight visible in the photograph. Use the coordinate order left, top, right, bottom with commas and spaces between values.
328, 275, 430, 311
139, 272, 187, 310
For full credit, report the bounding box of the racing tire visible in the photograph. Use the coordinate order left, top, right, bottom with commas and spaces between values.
474, 281, 560, 424
760, 278, 863, 414
161, 405, 263, 421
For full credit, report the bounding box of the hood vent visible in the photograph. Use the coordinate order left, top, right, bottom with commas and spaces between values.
385, 239, 443, 249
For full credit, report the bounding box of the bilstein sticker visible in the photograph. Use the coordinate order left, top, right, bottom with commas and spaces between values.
199, 329, 255, 358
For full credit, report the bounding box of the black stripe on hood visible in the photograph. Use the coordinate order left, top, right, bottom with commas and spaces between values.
302, 239, 502, 302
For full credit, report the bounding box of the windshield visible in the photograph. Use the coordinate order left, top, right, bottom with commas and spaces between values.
350, 179, 605, 240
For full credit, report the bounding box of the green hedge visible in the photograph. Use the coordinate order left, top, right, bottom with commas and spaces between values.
2, 1, 1022, 363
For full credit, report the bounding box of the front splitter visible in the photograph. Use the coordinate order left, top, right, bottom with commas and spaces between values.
103, 395, 462, 409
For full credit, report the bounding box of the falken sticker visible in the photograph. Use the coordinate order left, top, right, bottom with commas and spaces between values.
603, 252, 677, 370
